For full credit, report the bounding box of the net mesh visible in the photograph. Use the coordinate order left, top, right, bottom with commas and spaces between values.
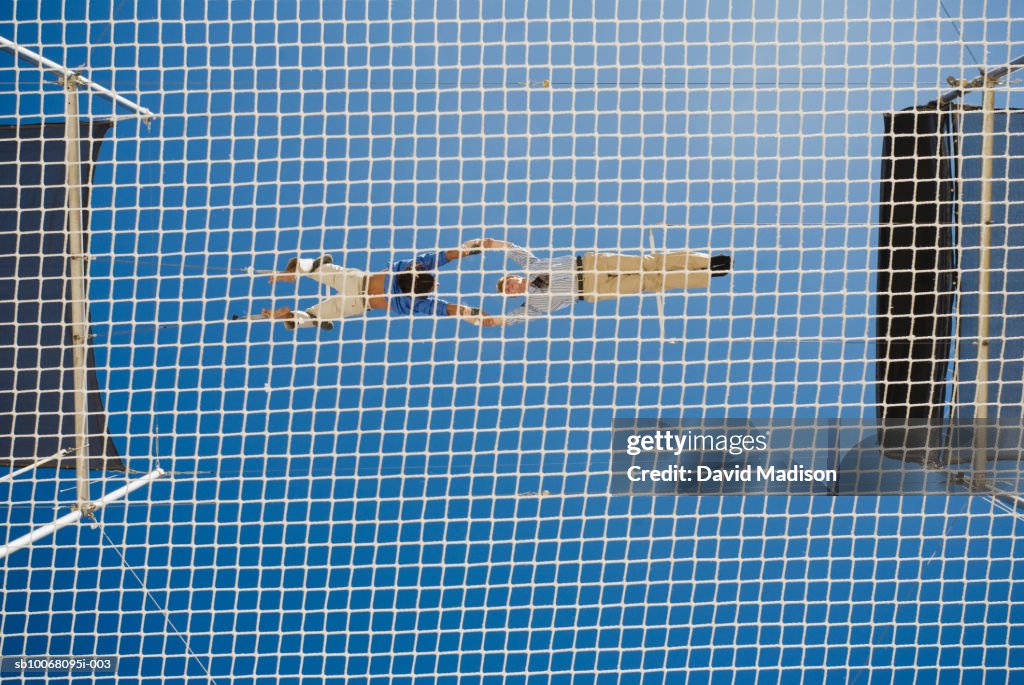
1, 2, 1024, 682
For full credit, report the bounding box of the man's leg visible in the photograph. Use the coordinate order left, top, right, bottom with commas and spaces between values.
268, 254, 332, 284
588, 252, 644, 274
306, 264, 369, 319
639, 251, 713, 291
640, 269, 710, 292
260, 306, 334, 331
583, 251, 712, 300
265, 261, 365, 329
580, 252, 642, 302
641, 250, 710, 272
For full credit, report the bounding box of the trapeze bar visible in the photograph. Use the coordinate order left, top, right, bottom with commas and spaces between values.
0, 467, 166, 562
0, 35, 156, 122
647, 226, 667, 342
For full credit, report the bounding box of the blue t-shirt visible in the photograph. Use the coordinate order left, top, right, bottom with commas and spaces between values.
385, 250, 453, 316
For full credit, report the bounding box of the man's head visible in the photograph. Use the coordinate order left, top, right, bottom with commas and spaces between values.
497, 274, 528, 295
395, 266, 437, 296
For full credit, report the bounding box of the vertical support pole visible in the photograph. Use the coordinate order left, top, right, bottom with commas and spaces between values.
63, 74, 93, 515
973, 79, 997, 484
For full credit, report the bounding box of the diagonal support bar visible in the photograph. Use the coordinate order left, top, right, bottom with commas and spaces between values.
0, 450, 70, 486
0, 468, 165, 562
0, 35, 155, 122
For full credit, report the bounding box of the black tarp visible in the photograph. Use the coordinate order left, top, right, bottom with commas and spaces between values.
0, 120, 124, 472
876, 108, 958, 420
875, 108, 959, 460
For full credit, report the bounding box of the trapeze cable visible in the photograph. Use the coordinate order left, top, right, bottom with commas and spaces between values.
98, 527, 219, 685
88, 315, 274, 342
88, 255, 250, 276
938, 3, 982, 68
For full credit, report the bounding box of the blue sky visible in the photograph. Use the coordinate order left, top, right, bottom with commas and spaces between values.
2, 0, 1024, 682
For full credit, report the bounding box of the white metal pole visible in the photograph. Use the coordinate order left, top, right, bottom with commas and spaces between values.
0, 450, 69, 486
0, 467, 165, 562
973, 80, 997, 483
63, 79, 93, 514
0, 36, 155, 122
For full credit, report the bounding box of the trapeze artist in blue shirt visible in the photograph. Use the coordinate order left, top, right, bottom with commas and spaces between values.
259, 240, 503, 330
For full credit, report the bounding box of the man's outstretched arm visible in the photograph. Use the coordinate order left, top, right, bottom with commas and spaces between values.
497, 241, 535, 267
444, 238, 512, 262
446, 303, 505, 327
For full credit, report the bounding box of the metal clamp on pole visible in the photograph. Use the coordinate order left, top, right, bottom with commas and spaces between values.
938, 53, 1024, 106
56, 70, 88, 90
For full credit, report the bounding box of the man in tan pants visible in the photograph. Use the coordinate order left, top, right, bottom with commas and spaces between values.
578, 250, 714, 302
493, 241, 730, 325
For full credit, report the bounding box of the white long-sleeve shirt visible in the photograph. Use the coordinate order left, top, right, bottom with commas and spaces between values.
503, 244, 579, 325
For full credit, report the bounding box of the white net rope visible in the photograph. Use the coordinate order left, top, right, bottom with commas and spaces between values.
1, 2, 1023, 682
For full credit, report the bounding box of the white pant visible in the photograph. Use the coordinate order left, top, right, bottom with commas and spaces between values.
288, 264, 369, 328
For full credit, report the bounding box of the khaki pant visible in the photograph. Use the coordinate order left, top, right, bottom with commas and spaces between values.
579, 251, 711, 303
289, 264, 369, 327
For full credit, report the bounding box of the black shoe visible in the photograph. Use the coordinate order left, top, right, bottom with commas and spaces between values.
311, 254, 333, 272
710, 254, 731, 277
